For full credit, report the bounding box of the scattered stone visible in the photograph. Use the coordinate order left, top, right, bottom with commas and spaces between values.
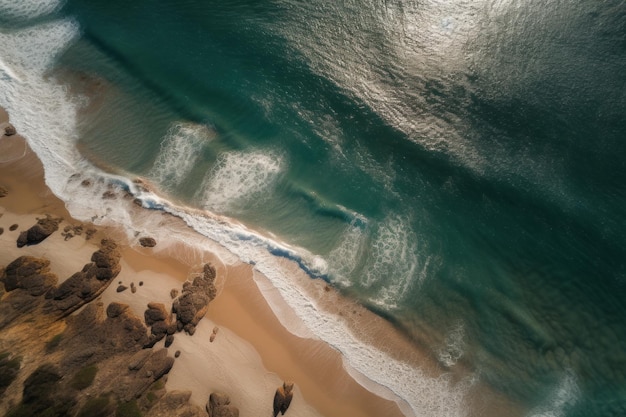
16, 214, 63, 248
80, 179, 92, 187
116, 285, 128, 293
102, 190, 116, 200
0, 227, 3, 235
206, 393, 239, 417
139, 237, 157, 248
4, 123, 16, 136
139, 281, 143, 286
0, 186, 7, 198
9, 224, 18, 231
85, 228, 97, 240
133, 199, 143, 207
210, 326, 219, 343
174, 350, 181, 358
170, 289, 179, 299
131, 282, 137, 293
273, 382, 294, 417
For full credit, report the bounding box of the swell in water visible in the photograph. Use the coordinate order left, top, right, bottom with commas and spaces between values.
0, 2, 473, 416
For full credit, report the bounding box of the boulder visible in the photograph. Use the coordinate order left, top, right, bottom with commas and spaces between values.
165, 390, 192, 409
128, 349, 152, 371
106, 302, 129, 319
4, 123, 16, 136
139, 237, 157, 247
145, 302, 169, 325
1, 256, 58, 296
16, 215, 62, 248
0, 186, 7, 198
273, 382, 294, 417
206, 393, 239, 417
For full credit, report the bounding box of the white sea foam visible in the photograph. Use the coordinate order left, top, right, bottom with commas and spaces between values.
0, 0, 63, 21
0, 10, 472, 417
327, 216, 368, 286
197, 150, 284, 212
360, 214, 430, 309
437, 322, 466, 368
148, 122, 214, 189
527, 370, 579, 417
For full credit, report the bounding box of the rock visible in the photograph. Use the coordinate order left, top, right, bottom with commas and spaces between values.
210, 326, 219, 343
44, 240, 121, 317
16, 214, 62, 248
145, 303, 169, 326
4, 123, 16, 136
139, 237, 157, 247
102, 190, 116, 199
172, 264, 217, 335
0, 186, 7, 198
165, 390, 192, 409
131, 282, 137, 293
273, 382, 294, 417
80, 179, 92, 187
1, 256, 58, 296
174, 350, 181, 358
170, 289, 179, 299
128, 349, 152, 371
0, 227, 4, 235
116, 285, 128, 293
9, 224, 18, 231
106, 302, 129, 318
165, 334, 174, 347
207, 393, 239, 417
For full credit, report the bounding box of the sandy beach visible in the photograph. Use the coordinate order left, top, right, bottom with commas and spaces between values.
0, 108, 408, 416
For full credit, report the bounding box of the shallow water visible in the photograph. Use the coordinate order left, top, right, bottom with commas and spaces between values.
1, 0, 626, 416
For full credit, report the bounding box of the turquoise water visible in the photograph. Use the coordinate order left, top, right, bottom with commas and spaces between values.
2, 0, 626, 415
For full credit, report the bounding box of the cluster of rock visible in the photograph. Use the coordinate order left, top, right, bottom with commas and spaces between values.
43, 239, 122, 317
172, 263, 217, 336
144, 302, 176, 348
16, 214, 63, 248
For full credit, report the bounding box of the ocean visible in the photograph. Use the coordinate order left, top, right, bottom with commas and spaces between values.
1, 0, 625, 416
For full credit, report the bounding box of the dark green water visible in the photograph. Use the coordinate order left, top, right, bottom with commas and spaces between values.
1, 0, 625, 415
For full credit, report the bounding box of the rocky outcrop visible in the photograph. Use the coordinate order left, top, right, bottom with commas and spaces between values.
144, 302, 176, 348
44, 239, 122, 317
16, 214, 62, 248
139, 237, 157, 247
206, 392, 239, 417
273, 382, 294, 417
118, 348, 174, 401
4, 123, 16, 136
172, 263, 217, 335
1, 256, 58, 296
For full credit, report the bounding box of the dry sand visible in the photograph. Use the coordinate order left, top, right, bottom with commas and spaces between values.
0, 110, 407, 417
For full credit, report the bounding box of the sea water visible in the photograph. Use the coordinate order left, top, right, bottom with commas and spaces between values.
1, 0, 625, 416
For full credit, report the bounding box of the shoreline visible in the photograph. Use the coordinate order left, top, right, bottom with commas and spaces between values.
0, 109, 410, 416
